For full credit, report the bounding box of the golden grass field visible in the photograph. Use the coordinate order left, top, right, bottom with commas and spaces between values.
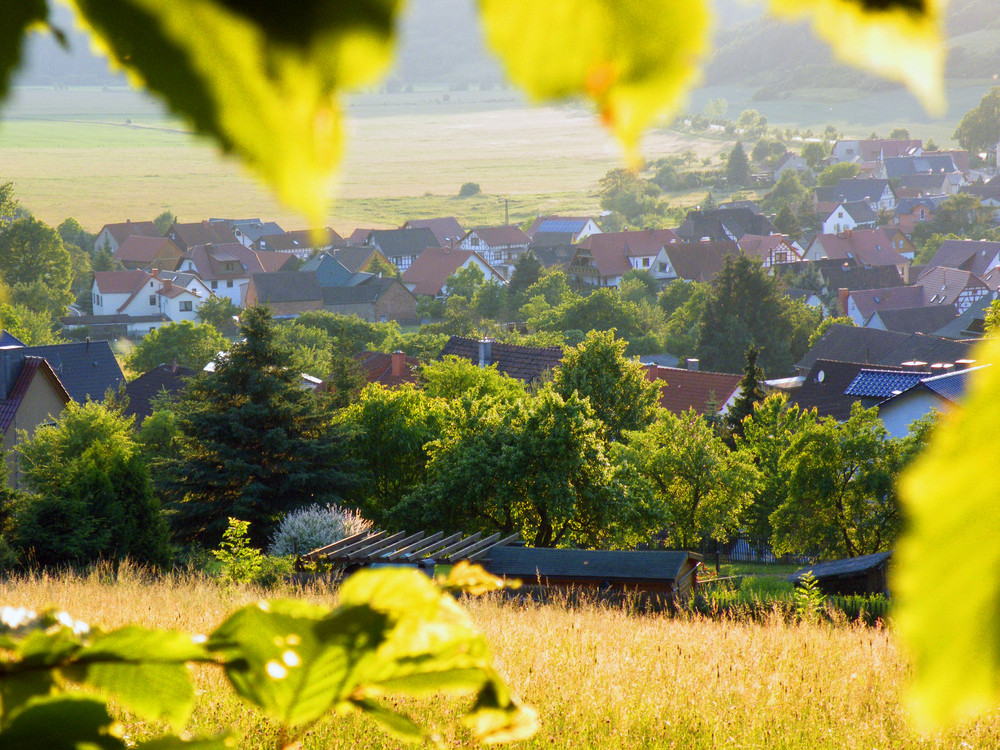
3, 567, 999, 749
0, 87, 726, 235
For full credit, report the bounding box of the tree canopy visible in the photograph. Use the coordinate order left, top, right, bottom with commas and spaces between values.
954, 87, 1000, 154
126, 320, 229, 374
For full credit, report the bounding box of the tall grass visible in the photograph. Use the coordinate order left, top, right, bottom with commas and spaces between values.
0, 566, 996, 748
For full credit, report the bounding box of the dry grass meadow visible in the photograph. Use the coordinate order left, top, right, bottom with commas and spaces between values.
3, 567, 999, 749
0, 87, 725, 235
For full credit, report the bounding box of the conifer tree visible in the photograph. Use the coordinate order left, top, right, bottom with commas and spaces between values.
162, 306, 356, 546
724, 347, 767, 441
726, 141, 751, 187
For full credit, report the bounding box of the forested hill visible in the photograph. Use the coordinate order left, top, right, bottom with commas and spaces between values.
705, 0, 1000, 95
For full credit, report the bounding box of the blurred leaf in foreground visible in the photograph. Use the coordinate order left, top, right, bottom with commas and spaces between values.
895, 339, 1000, 727
477, 0, 711, 161
767, 0, 945, 114
68, 0, 402, 224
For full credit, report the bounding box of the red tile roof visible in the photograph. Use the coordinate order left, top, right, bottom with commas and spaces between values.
737, 234, 796, 262
181, 243, 291, 280
663, 241, 741, 282
0, 357, 71, 432
811, 229, 909, 268
645, 364, 742, 415
99, 220, 158, 246
351, 351, 421, 387
113, 235, 183, 268
402, 218, 466, 246
401, 248, 501, 296
94, 269, 153, 296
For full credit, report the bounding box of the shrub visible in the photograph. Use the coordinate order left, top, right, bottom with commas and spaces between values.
458, 181, 481, 197
268, 503, 373, 557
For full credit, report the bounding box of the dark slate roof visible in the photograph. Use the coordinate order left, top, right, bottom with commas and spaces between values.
895, 195, 948, 214
819, 264, 902, 292
675, 207, 776, 243
879, 333, 980, 368
918, 366, 981, 401
870, 305, 959, 335
327, 246, 384, 274
439, 337, 563, 383
925, 240, 1000, 279
961, 177, 1000, 201
481, 546, 696, 583
322, 277, 407, 305
896, 173, 950, 192
60, 314, 170, 327
796, 324, 979, 372
838, 201, 877, 224
0, 341, 125, 404
844, 368, 926, 398
933, 295, 993, 339
0, 331, 25, 347
789, 552, 891, 583
251, 272, 323, 303
790, 359, 905, 420
530, 231, 577, 247
883, 154, 958, 179
815, 178, 892, 205
529, 244, 577, 269
124, 363, 195, 422
299, 253, 357, 287
367, 228, 440, 257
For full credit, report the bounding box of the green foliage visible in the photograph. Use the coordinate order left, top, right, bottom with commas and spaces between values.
921, 193, 993, 238
153, 210, 176, 235
550, 287, 645, 344
697, 253, 819, 376
126, 320, 229, 373
773, 204, 802, 238
800, 141, 828, 169
551, 329, 659, 441
160, 307, 357, 546
212, 518, 267, 584
0, 0, 45, 103
293, 309, 399, 355
661, 282, 711, 360
337, 384, 445, 525
0, 302, 62, 345
771, 402, 900, 559
762, 170, 809, 214
444, 263, 485, 299
986, 299, 1000, 336
57, 217, 96, 254
420, 356, 526, 404
954, 87, 1000, 154
458, 181, 481, 197
913, 231, 959, 266
817, 162, 860, 186
724, 347, 766, 441
272, 321, 334, 377
598, 168, 665, 222
506, 251, 544, 311
0, 217, 73, 308
13, 399, 171, 568
793, 571, 826, 623
194, 294, 239, 334
11, 278, 75, 319
726, 141, 750, 187
0, 566, 536, 746
616, 409, 758, 549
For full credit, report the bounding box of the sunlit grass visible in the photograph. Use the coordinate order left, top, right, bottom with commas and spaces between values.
1, 566, 997, 748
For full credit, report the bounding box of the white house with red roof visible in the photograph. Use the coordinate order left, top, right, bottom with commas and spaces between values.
93, 220, 159, 255
569, 230, 678, 287
176, 242, 293, 306
401, 247, 505, 297
736, 234, 802, 268
92, 270, 208, 333
802, 228, 914, 271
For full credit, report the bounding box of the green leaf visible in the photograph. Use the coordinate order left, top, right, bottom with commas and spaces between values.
208, 599, 367, 727
136, 736, 235, 749
68, 0, 403, 223
349, 697, 423, 742
63, 626, 210, 730
0, 0, 47, 101
766, 0, 944, 114
0, 695, 125, 750
0, 672, 56, 725
477, 0, 710, 158
895, 338, 1000, 727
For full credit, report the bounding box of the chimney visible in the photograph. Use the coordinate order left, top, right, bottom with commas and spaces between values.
478, 338, 492, 368
171, 357, 179, 374
391, 350, 405, 378
686, 358, 699, 371
162, 279, 172, 291
837, 287, 850, 316
645, 363, 658, 381
151, 268, 159, 279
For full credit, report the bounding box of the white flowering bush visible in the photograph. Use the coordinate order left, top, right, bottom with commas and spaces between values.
268, 503, 373, 558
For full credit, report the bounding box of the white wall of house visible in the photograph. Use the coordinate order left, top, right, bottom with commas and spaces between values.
879, 391, 946, 438
574, 220, 602, 243
159, 292, 204, 322
822, 206, 860, 235
93, 228, 119, 255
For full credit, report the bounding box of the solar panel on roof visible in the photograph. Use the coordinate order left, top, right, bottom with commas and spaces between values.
538, 219, 585, 233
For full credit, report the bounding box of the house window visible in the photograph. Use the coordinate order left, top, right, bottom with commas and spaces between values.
211, 281, 218, 290
471, 236, 480, 246
227, 280, 234, 288
643, 257, 650, 267
224, 261, 235, 271
774, 251, 788, 263
180, 301, 193, 312
149, 295, 156, 305
919, 209, 925, 219
658, 262, 666, 272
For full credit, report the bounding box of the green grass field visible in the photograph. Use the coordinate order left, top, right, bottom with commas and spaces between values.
3, 567, 999, 749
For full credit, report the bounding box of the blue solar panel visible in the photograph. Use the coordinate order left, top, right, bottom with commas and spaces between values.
538, 219, 586, 234
844, 369, 924, 398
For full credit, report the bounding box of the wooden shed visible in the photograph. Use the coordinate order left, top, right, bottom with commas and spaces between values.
480, 546, 701, 600
788, 551, 891, 596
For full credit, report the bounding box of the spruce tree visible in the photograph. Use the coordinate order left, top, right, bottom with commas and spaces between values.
162, 306, 356, 546
724, 347, 767, 441
726, 141, 751, 187
774, 205, 801, 238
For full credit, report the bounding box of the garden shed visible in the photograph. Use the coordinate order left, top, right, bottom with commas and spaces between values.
788, 551, 891, 596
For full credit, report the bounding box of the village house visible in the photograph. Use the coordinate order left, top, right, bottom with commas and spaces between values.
820, 201, 877, 235
458, 226, 531, 277
802, 228, 912, 270
364, 228, 440, 272
662, 241, 742, 283
439, 337, 564, 384
112, 235, 185, 271
737, 234, 802, 268
841, 267, 992, 328
401, 247, 505, 297
674, 207, 775, 243
924, 239, 1000, 278
93, 220, 159, 255
213, 218, 284, 248
176, 242, 293, 306
643, 360, 743, 416
253, 228, 344, 258
91, 270, 207, 334
401, 217, 466, 247
814, 178, 896, 213
829, 138, 922, 164
526, 215, 602, 246
163, 220, 235, 251
567, 230, 678, 287
894, 195, 948, 237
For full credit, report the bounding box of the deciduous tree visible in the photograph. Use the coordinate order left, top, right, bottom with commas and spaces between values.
126, 320, 228, 373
